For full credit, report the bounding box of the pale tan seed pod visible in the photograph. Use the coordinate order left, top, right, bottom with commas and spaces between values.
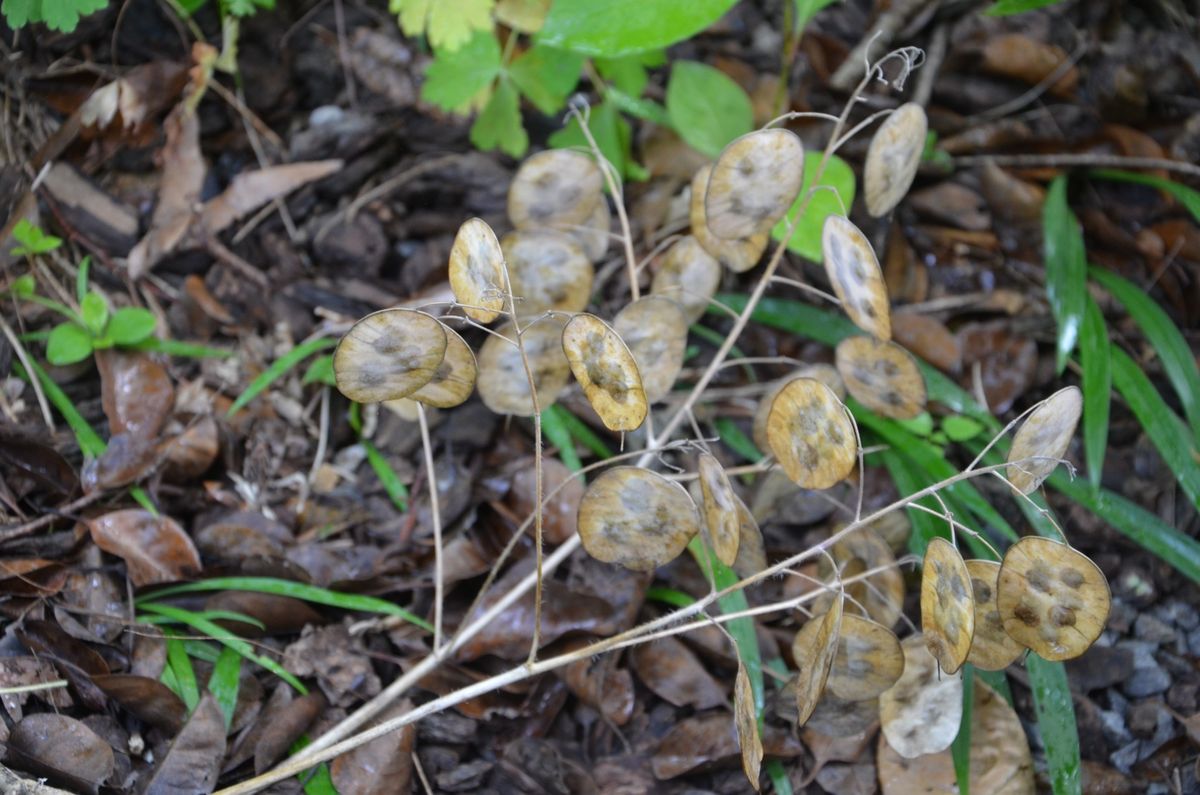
835, 336, 927, 419
822, 215, 891, 341
1006, 386, 1082, 495
828, 526, 905, 630
705, 128, 805, 240
561, 198, 611, 262
879, 635, 963, 759
382, 397, 421, 422
650, 236, 722, 324
613, 296, 688, 404
501, 229, 594, 319
561, 313, 647, 432
997, 536, 1110, 662
409, 324, 477, 408
921, 537, 975, 674
864, 102, 928, 217
690, 166, 769, 273
334, 309, 448, 404
965, 559, 1025, 671
792, 595, 843, 726
477, 317, 571, 416
508, 149, 603, 230
766, 378, 857, 490
697, 453, 740, 566
734, 659, 763, 791
731, 496, 767, 578
804, 690, 880, 737
752, 365, 846, 453
448, 218, 506, 323
576, 467, 701, 571
792, 611, 903, 702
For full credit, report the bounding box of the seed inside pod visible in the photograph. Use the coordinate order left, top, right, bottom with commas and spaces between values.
1005, 386, 1082, 494
448, 217, 506, 323
612, 296, 688, 404
502, 229, 594, 319
835, 335, 927, 419
964, 559, 1025, 671
864, 102, 928, 218
766, 377, 857, 490
793, 612, 904, 701
792, 595, 843, 727
752, 364, 846, 453
879, 634, 963, 759
333, 308, 448, 404
734, 659, 763, 790
697, 453, 740, 566
476, 317, 571, 416
507, 149, 603, 230
576, 466, 701, 571
650, 235, 722, 324
732, 496, 767, 578
921, 537, 975, 675
996, 535, 1110, 662
690, 165, 770, 273
561, 313, 648, 432
705, 128, 806, 240
409, 324, 477, 408
822, 215, 891, 341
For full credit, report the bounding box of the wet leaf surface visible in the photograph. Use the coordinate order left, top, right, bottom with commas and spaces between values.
92, 674, 187, 733
6, 712, 114, 793
96, 349, 174, 440
330, 700, 416, 795
630, 636, 726, 710
137, 691, 225, 794
86, 510, 201, 587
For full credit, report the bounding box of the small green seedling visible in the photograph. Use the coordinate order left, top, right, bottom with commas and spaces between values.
10, 219, 62, 256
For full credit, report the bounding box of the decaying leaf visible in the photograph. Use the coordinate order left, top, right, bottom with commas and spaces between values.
507, 149, 603, 230
6, 713, 114, 793
864, 102, 928, 217
409, 324, 477, 408
477, 316, 571, 416
734, 658, 763, 791
138, 691, 226, 793
705, 128, 805, 240
448, 217, 506, 322
330, 700, 417, 795
965, 559, 1025, 671
1006, 386, 1082, 494
690, 165, 769, 272
86, 509, 201, 587
502, 229, 594, 318
629, 637, 726, 710
696, 453, 740, 566
650, 235, 722, 324
766, 377, 857, 490
577, 467, 701, 571
612, 296, 688, 404
803, 690, 880, 737
561, 313, 648, 431
823, 214, 891, 341
791, 595, 843, 726
921, 537, 975, 674
879, 635, 963, 758
333, 308, 448, 404
835, 335, 927, 419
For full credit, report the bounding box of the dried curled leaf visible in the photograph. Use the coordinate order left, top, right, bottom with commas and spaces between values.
997, 536, 1110, 661
650, 235, 722, 324
965, 559, 1024, 671
823, 215, 891, 341
767, 378, 857, 490
477, 317, 571, 416
735, 658, 763, 791
690, 165, 769, 273
879, 635, 963, 759
561, 313, 648, 432
697, 453, 740, 566
449, 217, 506, 323
577, 467, 701, 570
613, 296, 687, 404
334, 309, 448, 403
791, 595, 843, 726
502, 229, 594, 318
409, 324, 477, 408
920, 537, 975, 674
508, 149, 603, 230
835, 336, 927, 419
705, 128, 805, 240
752, 364, 845, 453
864, 102, 928, 217
1006, 386, 1082, 494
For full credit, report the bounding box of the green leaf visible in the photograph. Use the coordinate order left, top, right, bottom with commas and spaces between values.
543, 404, 615, 459
665, 61, 753, 158
595, 54, 651, 97
793, 0, 839, 30
12, 274, 36, 298
421, 29, 503, 111
986, 0, 1064, 14
1043, 175, 1087, 373
46, 322, 93, 365
951, 664, 974, 795
714, 417, 763, 463
942, 415, 984, 443
644, 586, 696, 608
1091, 169, 1200, 224
508, 44, 584, 115
8, 219, 62, 254
302, 354, 337, 386
107, 307, 157, 346
895, 412, 934, 438
15, 360, 106, 457
1026, 655, 1081, 795
392, 0, 494, 51
1080, 296, 1110, 488
539, 0, 738, 57
209, 646, 242, 729
605, 87, 670, 127
470, 78, 529, 158
133, 337, 232, 359
541, 404, 584, 474
226, 337, 337, 417
975, 667, 1014, 706
364, 438, 410, 512
549, 98, 639, 180
166, 636, 200, 712
222, 0, 272, 16
80, 292, 109, 337
771, 152, 857, 262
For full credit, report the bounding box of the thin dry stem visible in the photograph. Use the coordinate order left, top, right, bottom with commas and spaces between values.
416, 403, 444, 651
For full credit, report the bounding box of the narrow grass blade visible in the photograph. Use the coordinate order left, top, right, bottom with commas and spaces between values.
1043, 175, 1087, 373
133, 337, 233, 358
874, 445, 948, 557
182, 640, 222, 664
1080, 296, 1111, 488
142, 609, 268, 631
644, 586, 696, 609
1027, 655, 1081, 795
17, 361, 106, 456
209, 645, 242, 729
541, 405, 583, 473
545, 404, 615, 459
1091, 170, 1200, 224
714, 417, 764, 463
226, 337, 337, 417
363, 438, 409, 511
690, 537, 763, 718
165, 636, 200, 711
975, 667, 1014, 706
951, 664, 974, 795
766, 759, 793, 795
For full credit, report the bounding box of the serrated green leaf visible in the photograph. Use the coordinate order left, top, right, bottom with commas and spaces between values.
1080, 295, 1110, 488
508, 44, 583, 115
1091, 169, 1200, 224
1, 0, 106, 32
392, 0, 494, 51
771, 152, 856, 262
665, 61, 753, 158
986, 0, 1063, 14
107, 307, 157, 346
421, 29, 503, 111
80, 292, 109, 337
1027, 655, 1081, 795
539, 0, 737, 57
1043, 175, 1086, 373
549, 98, 638, 180
470, 78, 528, 157
46, 322, 93, 365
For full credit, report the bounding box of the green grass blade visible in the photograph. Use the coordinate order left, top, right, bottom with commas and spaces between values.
544, 404, 615, 459
142, 609, 268, 630
874, 445, 948, 557
226, 337, 337, 417
975, 667, 1014, 706
644, 586, 696, 609
17, 360, 106, 457
714, 417, 764, 463
181, 640, 222, 664
363, 438, 409, 511
159, 662, 181, 700
209, 646, 242, 729
1091, 170, 1200, 224
1043, 175, 1087, 373
165, 636, 200, 711
133, 337, 233, 359
765, 759, 793, 795
541, 405, 583, 473
951, 664, 974, 795
1027, 655, 1081, 795
1080, 296, 1111, 488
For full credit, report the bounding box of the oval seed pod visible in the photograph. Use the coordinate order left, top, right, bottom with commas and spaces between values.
502, 230, 594, 319
477, 317, 571, 416
561, 313, 648, 432
333, 309, 448, 404
562, 198, 611, 262
822, 215, 891, 341
828, 527, 905, 629
964, 559, 1024, 671
734, 659, 763, 790
705, 128, 806, 240
650, 236, 722, 324
766, 378, 857, 490
879, 635, 963, 759
448, 218, 506, 323
835, 336, 927, 419
752, 364, 846, 453
1006, 386, 1082, 495
731, 496, 767, 578
613, 296, 688, 404
576, 466, 701, 571
690, 166, 769, 273
792, 595, 843, 726
507, 149, 603, 230
409, 324, 477, 408
921, 537, 975, 675
997, 536, 1110, 662
792, 611, 903, 702
697, 453, 740, 566
804, 690, 880, 737
864, 102, 928, 217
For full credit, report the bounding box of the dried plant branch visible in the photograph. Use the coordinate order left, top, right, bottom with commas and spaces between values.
415, 402, 445, 652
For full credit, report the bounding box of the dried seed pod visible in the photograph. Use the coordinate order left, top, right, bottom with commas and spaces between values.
448, 218, 506, 323
827, 613, 904, 701
732, 496, 767, 578
828, 527, 905, 630
752, 364, 846, 453
864, 102, 928, 217
613, 296, 688, 404
921, 537, 975, 674
835, 336, 927, 419
562, 198, 611, 262
822, 215, 891, 341
1006, 386, 1082, 494
734, 659, 763, 791
508, 149, 603, 230
965, 559, 1024, 671
791, 595, 843, 726
477, 317, 571, 416
997, 536, 1110, 662
803, 690, 880, 737
705, 128, 806, 240
409, 324, 477, 408
879, 635, 963, 759
502, 229, 594, 319
577, 467, 701, 571
650, 235, 722, 324
334, 309, 448, 404
690, 166, 769, 273
382, 397, 420, 422
697, 453, 740, 566
766, 378, 857, 490
561, 313, 648, 432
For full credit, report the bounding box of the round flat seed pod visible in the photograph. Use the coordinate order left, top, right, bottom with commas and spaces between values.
793, 611, 902, 702
828, 527, 905, 629
835, 336, 926, 419
752, 365, 845, 453
650, 236, 721, 324
508, 149, 603, 230
996, 536, 1110, 662
965, 560, 1024, 671
803, 690, 880, 737
562, 198, 611, 262
822, 215, 891, 341
613, 297, 687, 404
334, 309, 447, 404
448, 218, 506, 323
1006, 386, 1082, 495
921, 537, 975, 674
561, 313, 647, 432
791, 596, 843, 726
731, 496, 767, 578
697, 453, 740, 566
577, 466, 701, 571
690, 166, 769, 273
864, 103, 928, 217
409, 324, 477, 408
705, 129, 805, 240
477, 317, 571, 416
502, 229, 593, 319
766, 378, 857, 490
879, 635, 963, 759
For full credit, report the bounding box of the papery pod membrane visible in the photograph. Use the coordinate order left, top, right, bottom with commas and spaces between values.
1005, 386, 1082, 495
705, 128, 806, 240
734, 658, 763, 791
822, 214, 891, 341
752, 364, 845, 453
879, 634, 963, 758
502, 229, 594, 319
826, 613, 904, 700
561, 313, 648, 432
766, 377, 857, 490
803, 690, 880, 737
650, 235, 721, 324
731, 496, 767, 578
577, 467, 701, 571
835, 335, 927, 419
562, 198, 611, 262
864, 102, 928, 217
964, 559, 1024, 671
333, 308, 448, 404
690, 165, 769, 273
791, 594, 843, 726
448, 217, 506, 323
612, 296, 687, 404
821, 526, 904, 630
696, 453, 740, 566
508, 149, 603, 230
476, 317, 571, 416
920, 537, 975, 674
409, 324, 478, 408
